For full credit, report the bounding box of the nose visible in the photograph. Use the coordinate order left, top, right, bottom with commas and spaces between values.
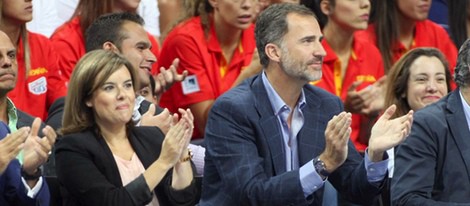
426, 80, 438, 92
313, 42, 327, 59
1, 56, 12, 69
145, 49, 157, 64
241, 0, 254, 9
360, 0, 370, 8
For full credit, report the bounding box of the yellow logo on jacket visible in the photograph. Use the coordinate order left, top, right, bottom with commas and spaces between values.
28, 67, 48, 77
356, 75, 376, 82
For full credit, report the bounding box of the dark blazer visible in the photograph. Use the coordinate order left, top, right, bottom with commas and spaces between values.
0, 121, 50, 206
55, 126, 197, 206
200, 75, 382, 206
392, 89, 470, 205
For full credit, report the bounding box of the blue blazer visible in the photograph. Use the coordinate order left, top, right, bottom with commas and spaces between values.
392, 89, 470, 205
200, 75, 382, 206
0, 121, 50, 206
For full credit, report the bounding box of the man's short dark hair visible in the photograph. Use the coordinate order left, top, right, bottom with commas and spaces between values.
255, 3, 316, 67
85, 12, 144, 52
454, 38, 470, 88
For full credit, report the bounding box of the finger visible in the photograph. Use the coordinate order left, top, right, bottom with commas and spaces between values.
179, 70, 189, 81
145, 104, 157, 117
42, 126, 57, 146
160, 66, 174, 83
3, 127, 28, 147
171, 58, 180, 70
373, 75, 387, 87
157, 74, 167, 92
379, 104, 397, 122
348, 81, 363, 92
153, 75, 163, 94
30, 118, 41, 137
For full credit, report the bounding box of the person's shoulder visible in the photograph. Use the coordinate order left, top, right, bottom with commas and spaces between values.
212, 77, 256, 110
304, 85, 343, 110
50, 17, 82, 40
58, 129, 96, 149
418, 19, 449, 36
166, 17, 204, 40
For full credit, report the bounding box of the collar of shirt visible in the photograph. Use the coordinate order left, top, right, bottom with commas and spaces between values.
261, 72, 306, 115
459, 90, 470, 132
6, 98, 18, 133
132, 95, 145, 125
262, 72, 306, 171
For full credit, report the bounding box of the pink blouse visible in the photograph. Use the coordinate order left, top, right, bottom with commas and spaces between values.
114, 153, 159, 206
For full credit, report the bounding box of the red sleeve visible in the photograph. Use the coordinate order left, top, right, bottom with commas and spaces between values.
50, 25, 86, 82
45, 41, 68, 108
158, 33, 216, 111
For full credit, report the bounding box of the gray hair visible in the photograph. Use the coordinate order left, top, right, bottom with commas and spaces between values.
255, 3, 317, 67
454, 38, 470, 87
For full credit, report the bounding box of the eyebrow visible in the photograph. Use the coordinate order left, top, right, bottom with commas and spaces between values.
7, 49, 16, 55
136, 41, 152, 49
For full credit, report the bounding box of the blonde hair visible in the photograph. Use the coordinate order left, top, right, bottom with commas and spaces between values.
61, 50, 138, 135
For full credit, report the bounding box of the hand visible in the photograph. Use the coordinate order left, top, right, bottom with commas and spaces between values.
368, 105, 414, 162
140, 104, 177, 135
176, 108, 194, 155
158, 119, 192, 167
0, 127, 29, 174
153, 58, 188, 97
22, 118, 57, 174
344, 76, 387, 115
319, 112, 352, 173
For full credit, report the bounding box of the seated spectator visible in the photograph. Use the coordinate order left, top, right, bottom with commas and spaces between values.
200, 4, 413, 205
1, 0, 68, 120
50, 0, 161, 83
382, 47, 451, 205
0, 30, 57, 206
55, 50, 198, 206
391, 38, 470, 205
303, 0, 385, 153
158, 0, 260, 139
357, 0, 457, 80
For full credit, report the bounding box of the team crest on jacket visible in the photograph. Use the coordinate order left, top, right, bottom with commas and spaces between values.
28, 76, 47, 95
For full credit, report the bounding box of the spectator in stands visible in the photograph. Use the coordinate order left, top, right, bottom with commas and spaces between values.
357, 0, 457, 77
158, 0, 260, 139
55, 50, 197, 206
0, 0, 68, 120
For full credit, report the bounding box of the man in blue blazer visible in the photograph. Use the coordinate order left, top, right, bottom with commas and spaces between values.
392, 39, 470, 204
200, 4, 414, 206
0, 30, 53, 206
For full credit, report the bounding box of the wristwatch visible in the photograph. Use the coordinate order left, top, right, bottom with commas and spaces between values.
21, 167, 42, 181
313, 156, 330, 180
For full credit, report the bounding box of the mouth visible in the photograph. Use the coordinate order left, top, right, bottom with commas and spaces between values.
140, 66, 151, 73
0, 73, 16, 81
418, 4, 430, 12
423, 96, 441, 101
116, 104, 130, 110
359, 14, 369, 21
25, 5, 33, 12
238, 14, 253, 24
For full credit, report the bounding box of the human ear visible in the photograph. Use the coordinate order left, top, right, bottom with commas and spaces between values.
265, 43, 282, 63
